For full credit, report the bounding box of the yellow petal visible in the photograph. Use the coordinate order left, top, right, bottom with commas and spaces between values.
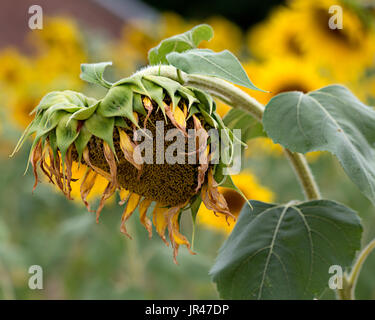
142, 97, 153, 128
120, 193, 141, 238
80, 168, 98, 212
172, 106, 186, 129
152, 203, 169, 246
139, 198, 153, 238
119, 129, 142, 170
164, 102, 187, 136
119, 188, 130, 205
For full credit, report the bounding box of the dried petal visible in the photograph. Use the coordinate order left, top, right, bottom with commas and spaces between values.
142, 97, 153, 128
83, 147, 112, 181
95, 181, 116, 223
80, 168, 98, 212
164, 103, 188, 137
165, 203, 195, 264
118, 129, 142, 170
103, 141, 118, 188
201, 169, 235, 219
64, 146, 74, 200
31, 140, 43, 192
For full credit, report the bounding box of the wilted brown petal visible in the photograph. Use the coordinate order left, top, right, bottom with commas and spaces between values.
103, 141, 118, 188
64, 146, 74, 200
31, 140, 43, 192
164, 103, 188, 137
95, 181, 116, 223
142, 97, 153, 129
80, 168, 98, 212
165, 202, 195, 264
83, 147, 112, 181
118, 129, 142, 171
201, 169, 235, 220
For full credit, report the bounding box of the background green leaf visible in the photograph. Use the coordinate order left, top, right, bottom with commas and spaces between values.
263, 85, 375, 206
148, 24, 213, 65
80, 62, 113, 89
211, 200, 362, 299
167, 49, 261, 90
223, 108, 266, 141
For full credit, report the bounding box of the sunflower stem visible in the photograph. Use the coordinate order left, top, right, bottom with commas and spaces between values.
337, 238, 375, 300
283, 149, 321, 200
136, 65, 321, 201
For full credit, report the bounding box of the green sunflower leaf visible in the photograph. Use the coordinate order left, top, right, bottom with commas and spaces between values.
56, 114, 80, 159
48, 130, 58, 159
144, 75, 181, 108
80, 62, 113, 89
223, 108, 266, 142
177, 86, 198, 109
148, 24, 214, 65
84, 113, 115, 151
32, 90, 88, 115
263, 85, 375, 206
69, 101, 100, 121
211, 200, 362, 299
132, 94, 147, 116
98, 85, 138, 127
190, 195, 202, 224
141, 78, 164, 109
188, 87, 214, 114
167, 49, 263, 91
74, 125, 92, 162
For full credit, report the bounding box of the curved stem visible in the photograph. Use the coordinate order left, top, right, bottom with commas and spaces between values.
338, 238, 375, 300
136, 66, 321, 200
283, 150, 321, 200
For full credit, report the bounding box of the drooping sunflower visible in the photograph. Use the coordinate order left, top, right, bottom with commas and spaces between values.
12, 63, 241, 263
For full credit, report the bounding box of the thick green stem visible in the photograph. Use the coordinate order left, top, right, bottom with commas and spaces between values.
283, 150, 321, 200
136, 66, 321, 201
338, 238, 375, 300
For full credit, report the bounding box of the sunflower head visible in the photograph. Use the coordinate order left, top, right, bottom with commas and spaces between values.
12, 62, 243, 263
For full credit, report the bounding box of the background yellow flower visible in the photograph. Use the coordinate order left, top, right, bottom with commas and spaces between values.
243, 58, 328, 105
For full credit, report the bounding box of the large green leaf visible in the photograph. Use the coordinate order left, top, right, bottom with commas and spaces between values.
263, 85, 375, 205
80, 62, 113, 89
167, 49, 262, 90
148, 24, 213, 65
211, 200, 362, 300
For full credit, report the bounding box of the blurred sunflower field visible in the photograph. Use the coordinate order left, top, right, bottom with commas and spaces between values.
1, 0, 375, 300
